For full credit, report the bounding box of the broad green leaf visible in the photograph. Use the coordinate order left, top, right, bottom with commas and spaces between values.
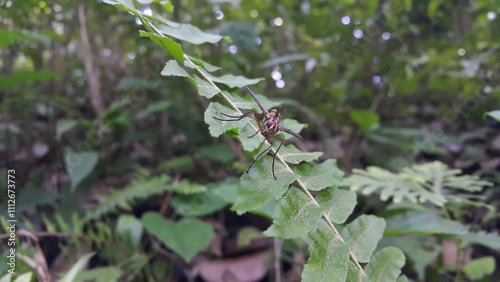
193, 75, 220, 98
484, 110, 500, 121
60, 252, 96, 282
64, 150, 99, 191
205, 102, 248, 137
350, 110, 380, 131
317, 188, 357, 224
302, 223, 350, 282
280, 119, 307, 138
159, 156, 194, 172
341, 215, 386, 263
396, 275, 410, 282
139, 31, 184, 63
232, 157, 297, 214
201, 70, 263, 88
346, 261, 367, 282
0, 30, 45, 47
142, 212, 214, 261
103, 0, 136, 12
365, 247, 405, 282
279, 145, 322, 164
161, 60, 189, 77
116, 214, 143, 247
383, 210, 468, 235
158, 23, 224, 45
171, 192, 227, 216
0, 71, 58, 91
199, 144, 236, 163
460, 231, 500, 250
227, 90, 276, 111
12, 272, 33, 282
463, 256, 495, 280
264, 187, 323, 239
294, 159, 344, 191
74, 266, 122, 282
168, 179, 206, 194
239, 122, 267, 152
209, 177, 239, 203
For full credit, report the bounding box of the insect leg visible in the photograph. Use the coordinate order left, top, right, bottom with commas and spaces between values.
213, 111, 255, 121
269, 136, 284, 180
247, 139, 273, 174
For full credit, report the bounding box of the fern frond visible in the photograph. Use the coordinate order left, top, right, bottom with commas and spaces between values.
344, 161, 492, 207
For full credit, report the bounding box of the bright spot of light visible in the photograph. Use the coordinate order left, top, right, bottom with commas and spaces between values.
128, 52, 136, 59
341, 16, 350, 25
284, 64, 292, 71
102, 48, 112, 57
250, 10, 259, 18
301, 1, 311, 14
135, 18, 142, 25
382, 32, 391, 40
372, 75, 381, 84
254, 37, 262, 45
143, 8, 152, 16
271, 70, 282, 81
353, 29, 363, 39
487, 12, 496, 20
215, 11, 224, 20
228, 45, 238, 54
458, 48, 466, 56
272, 17, 283, 26
372, 56, 381, 65
484, 86, 492, 93
276, 80, 285, 88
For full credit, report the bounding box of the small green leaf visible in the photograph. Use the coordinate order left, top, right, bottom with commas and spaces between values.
142, 212, 214, 261
74, 266, 122, 282
139, 31, 184, 63
158, 23, 224, 45
350, 110, 380, 131
60, 252, 96, 282
317, 188, 357, 224
193, 75, 220, 98
186, 56, 221, 72
161, 60, 189, 77
464, 256, 495, 280
391, 237, 440, 279
0, 71, 58, 91
383, 210, 468, 235
199, 144, 236, 163
346, 261, 368, 282
56, 120, 78, 140
280, 119, 307, 138
209, 177, 239, 203
264, 188, 323, 239
294, 159, 344, 191
205, 102, 247, 137
169, 179, 206, 195
116, 214, 143, 247
460, 231, 500, 250
302, 223, 350, 282
341, 215, 386, 263
232, 157, 297, 214
484, 110, 500, 122
65, 150, 99, 191
279, 145, 323, 164
201, 70, 263, 88
365, 247, 405, 282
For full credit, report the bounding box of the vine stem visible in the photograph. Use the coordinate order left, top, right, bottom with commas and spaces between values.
145, 18, 367, 279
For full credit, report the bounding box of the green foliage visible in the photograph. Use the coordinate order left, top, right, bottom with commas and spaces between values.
344, 161, 492, 206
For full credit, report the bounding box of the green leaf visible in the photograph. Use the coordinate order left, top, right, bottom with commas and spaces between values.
60, 252, 96, 282
205, 102, 247, 137
294, 159, 344, 191
171, 192, 227, 216
158, 23, 224, 45
264, 188, 323, 239
459, 231, 500, 250
186, 55, 221, 72
201, 70, 263, 88
160, 60, 189, 77
116, 214, 143, 247
139, 31, 184, 63
168, 179, 206, 195
159, 156, 194, 172
56, 119, 78, 140
391, 237, 440, 279
463, 256, 495, 280
341, 215, 386, 263
64, 150, 99, 191
302, 223, 350, 282
484, 110, 500, 121
346, 261, 367, 282
0, 30, 46, 47
383, 210, 468, 235
232, 157, 297, 214
317, 188, 357, 224
365, 247, 405, 282
199, 144, 236, 163
74, 266, 122, 282
279, 145, 322, 164
193, 75, 220, 98
142, 212, 214, 261
350, 110, 380, 131
209, 177, 239, 203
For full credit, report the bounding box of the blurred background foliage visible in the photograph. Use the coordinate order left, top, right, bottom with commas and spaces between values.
0, 0, 499, 281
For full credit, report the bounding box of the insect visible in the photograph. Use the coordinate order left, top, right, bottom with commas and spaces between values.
213, 87, 302, 179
